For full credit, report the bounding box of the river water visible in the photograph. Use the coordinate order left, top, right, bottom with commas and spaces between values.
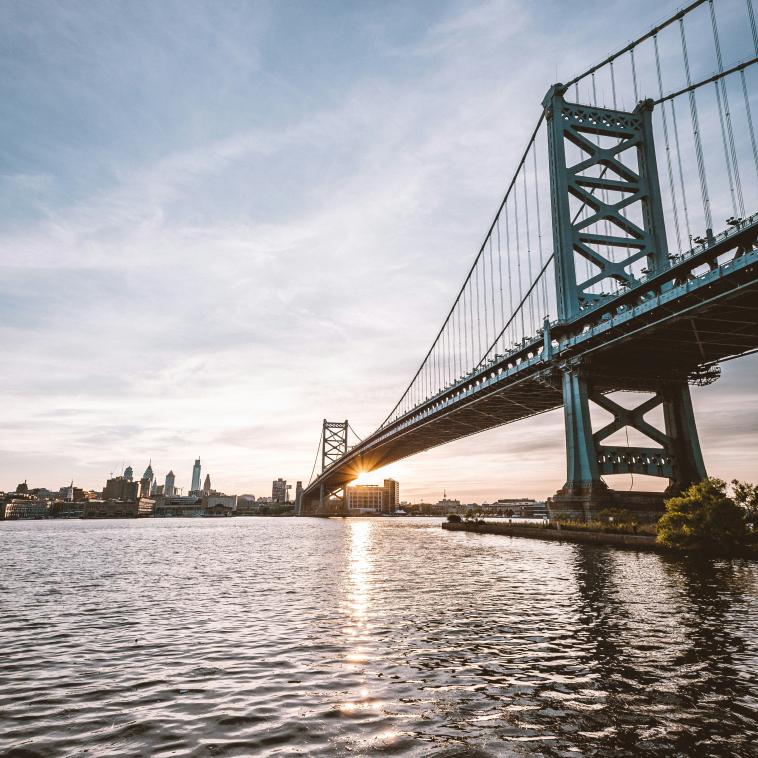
1, 517, 756, 757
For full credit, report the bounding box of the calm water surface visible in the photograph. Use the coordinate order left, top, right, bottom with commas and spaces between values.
1, 517, 756, 757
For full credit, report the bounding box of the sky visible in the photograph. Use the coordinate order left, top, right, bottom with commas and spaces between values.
1, 0, 756, 502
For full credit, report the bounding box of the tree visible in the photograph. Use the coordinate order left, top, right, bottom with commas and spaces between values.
656, 478, 749, 553
732, 480, 758, 527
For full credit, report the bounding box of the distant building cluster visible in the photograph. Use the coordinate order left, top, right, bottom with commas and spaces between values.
0, 459, 301, 521
1, 467, 545, 522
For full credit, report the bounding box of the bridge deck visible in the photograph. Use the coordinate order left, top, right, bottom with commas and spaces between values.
301, 218, 758, 513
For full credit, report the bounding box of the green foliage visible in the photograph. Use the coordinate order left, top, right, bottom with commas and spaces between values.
732, 479, 758, 527
656, 478, 750, 553
551, 518, 654, 536
447, 513, 462, 523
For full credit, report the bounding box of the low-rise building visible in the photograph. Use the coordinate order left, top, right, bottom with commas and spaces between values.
346, 479, 400, 514
48, 500, 85, 519
138, 497, 156, 517
154, 496, 204, 518
5, 498, 48, 520
83, 500, 139, 518
202, 494, 237, 513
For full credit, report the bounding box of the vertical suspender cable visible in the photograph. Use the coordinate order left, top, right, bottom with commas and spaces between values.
479, 245, 490, 360
680, 17, 713, 231
463, 287, 469, 374
505, 201, 514, 348
714, 81, 739, 217
488, 237, 497, 352
710, 0, 745, 216
475, 259, 483, 363
741, 69, 758, 183
532, 147, 548, 318
469, 277, 475, 370
522, 168, 535, 332
654, 34, 683, 253
496, 218, 505, 353
610, 61, 618, 108
514, 182, 525, 342
744, 0, 758, 182
630, 48, 639, 103
670, 96, 693, 243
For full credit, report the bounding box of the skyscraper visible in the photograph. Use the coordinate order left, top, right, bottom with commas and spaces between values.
191, 458, 201, 493
123, 466, 133, 482
140, 460, 154, 499
165, 470, 175, 496
203, 473, 211, 495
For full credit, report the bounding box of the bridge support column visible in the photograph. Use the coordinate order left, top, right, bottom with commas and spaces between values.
560, 367, 607, 501
552, 365, 707, 521
661, 380, 707, 494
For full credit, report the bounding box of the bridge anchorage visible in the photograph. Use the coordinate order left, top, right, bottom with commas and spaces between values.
300, 0, 758, 521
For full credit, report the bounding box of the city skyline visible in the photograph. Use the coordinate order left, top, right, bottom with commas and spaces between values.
2, 0, 756, 502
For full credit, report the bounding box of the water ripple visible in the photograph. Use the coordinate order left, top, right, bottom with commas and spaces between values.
0, 517, 756, 756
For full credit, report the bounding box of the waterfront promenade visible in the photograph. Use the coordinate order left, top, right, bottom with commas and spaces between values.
2, 517, 756, 756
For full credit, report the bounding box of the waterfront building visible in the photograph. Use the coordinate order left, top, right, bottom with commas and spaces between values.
272, 478, 289, 504
49, 500, 85, 519
191, 458, 202, 493
138, 497, 156, 517
103, 476, 140, 502
346, 479, 400, 514
202, 493, 236, 512
4, 497, 47, 520
383, 479, 399, 512
155, 496, 204, 518
485, 498, 546, 517
436, 496, 464, 514
347, 484, 383, 513
83, 500, 139, 519
16, 480, 29, 494
164, 470, 175, 496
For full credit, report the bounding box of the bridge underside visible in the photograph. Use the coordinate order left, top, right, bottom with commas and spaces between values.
301, 225, 758, 516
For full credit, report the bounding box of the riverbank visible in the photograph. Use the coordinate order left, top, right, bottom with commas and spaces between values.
442, 520, 663, 551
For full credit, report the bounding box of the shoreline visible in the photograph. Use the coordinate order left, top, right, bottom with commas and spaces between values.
442, 520, 665, 552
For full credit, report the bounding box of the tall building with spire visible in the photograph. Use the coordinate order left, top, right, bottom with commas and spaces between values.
191, 458, 201, 493
123, 466, 133, 482
203, 473, 211, 495
165, 470, 175, 497
140, 460, 154, 499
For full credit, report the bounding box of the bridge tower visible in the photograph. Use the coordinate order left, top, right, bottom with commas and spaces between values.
543, 84, 706, 518
319, 420, 349, 515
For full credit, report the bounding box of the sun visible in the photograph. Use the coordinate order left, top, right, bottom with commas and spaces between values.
349, 464, 403, 487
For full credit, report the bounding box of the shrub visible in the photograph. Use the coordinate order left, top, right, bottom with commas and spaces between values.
732, 480, 758, 528
447, 513, 462, 523
656, 478, 750, 553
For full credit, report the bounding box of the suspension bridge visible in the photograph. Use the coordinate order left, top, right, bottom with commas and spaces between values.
299, 0, 758, 518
